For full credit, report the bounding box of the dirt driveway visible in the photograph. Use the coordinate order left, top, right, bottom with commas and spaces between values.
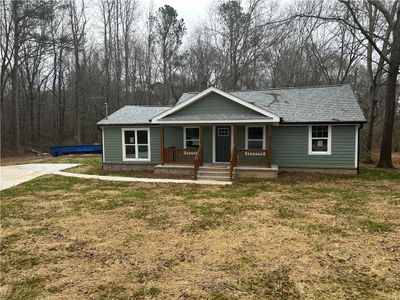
0, 163, 80, 190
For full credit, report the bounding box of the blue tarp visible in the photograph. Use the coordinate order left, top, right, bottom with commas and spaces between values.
49, 144, 102, 157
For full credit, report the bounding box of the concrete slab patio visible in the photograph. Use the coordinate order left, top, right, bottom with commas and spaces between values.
0, 163, 80, 191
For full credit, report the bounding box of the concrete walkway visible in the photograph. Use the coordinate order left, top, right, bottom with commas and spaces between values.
0, 163, 231, 191
52, 171, 232, 186
0, 163, 80, 191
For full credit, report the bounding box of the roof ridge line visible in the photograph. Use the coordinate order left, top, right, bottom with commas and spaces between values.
123, 105, 172, 107
183, 84, 349, 94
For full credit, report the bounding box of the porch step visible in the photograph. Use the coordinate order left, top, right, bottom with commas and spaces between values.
197, 165, 232, 181
199, 166, 229, 171
197, 170, 230, 175
197, 175, 231, 181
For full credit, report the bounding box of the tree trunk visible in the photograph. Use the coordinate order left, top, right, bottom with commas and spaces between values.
57, 46, 63, 145
11, 0, 21, 153
365, 82, 378, 153
377, 14, 400, 168
377, 61, 399, 168
29, 88, 35, 146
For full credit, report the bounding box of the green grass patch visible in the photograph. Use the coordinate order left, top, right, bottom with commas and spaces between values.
243, 267, 300, 299
1, 250, 41, 273
277, 207, 297, 219
323, 271, 395, 298
4, 276, 46, 300
184, 199, 263, 232
357, 218, 391, 233
127, 204, 172, 228
305, 223, 345, 235
360, 167, 400, 180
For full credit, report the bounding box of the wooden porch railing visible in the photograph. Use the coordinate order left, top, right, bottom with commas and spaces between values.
237, 149, 270, 167
163, 147, 197, 165
229, 144, 237, 180
194, 146, 203, 180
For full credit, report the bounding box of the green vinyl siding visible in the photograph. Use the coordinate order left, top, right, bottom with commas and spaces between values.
103, 124, 357, 169
103, 126, 161, 164
236, 126, 246, 149
165, 127, 183, 148
171, 92, 265, 117
203, 126, 213, 163
272, 125, 356, 168
103, 127, 122, 163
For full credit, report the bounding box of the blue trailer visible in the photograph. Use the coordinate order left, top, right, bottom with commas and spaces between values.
49, 144, 102, 157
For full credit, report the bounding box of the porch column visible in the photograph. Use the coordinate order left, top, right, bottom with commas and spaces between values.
267, 124, 272, 168
199, 126, 204, 166
160, 126, 165, 165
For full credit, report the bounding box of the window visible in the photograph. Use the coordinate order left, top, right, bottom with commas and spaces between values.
246, 126, 265, 149
184, 127, 199, 148
122, 128, 150, 161
218, 127, 229, 136
309, 125, 331, 155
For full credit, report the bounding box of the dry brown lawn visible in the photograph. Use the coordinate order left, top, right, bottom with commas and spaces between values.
1, 160, 399, 299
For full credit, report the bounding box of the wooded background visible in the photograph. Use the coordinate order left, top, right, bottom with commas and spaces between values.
1, 0, 399, 166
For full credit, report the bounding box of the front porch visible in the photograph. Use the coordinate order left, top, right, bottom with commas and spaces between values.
156, 125, 278, 180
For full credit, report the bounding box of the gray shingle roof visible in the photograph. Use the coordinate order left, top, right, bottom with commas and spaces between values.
97, 106, 171, 125
177, 84, 366, 123
97, 85, 366, 125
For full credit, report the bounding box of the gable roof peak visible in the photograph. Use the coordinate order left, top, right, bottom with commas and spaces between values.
151, 86, 280, 123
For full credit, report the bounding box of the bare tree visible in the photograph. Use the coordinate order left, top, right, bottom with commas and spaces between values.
68, 0, 87, 143
337, 0, 400, 167
155, 4, 186, 102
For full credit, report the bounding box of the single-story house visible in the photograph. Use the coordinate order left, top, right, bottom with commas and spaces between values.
97, 85, 366, 181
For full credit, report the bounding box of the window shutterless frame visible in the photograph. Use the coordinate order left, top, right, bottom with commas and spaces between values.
183, 126, 200, 149
308, 125, 331, 155
245, 125, 266, 149
121, 128, 151, 161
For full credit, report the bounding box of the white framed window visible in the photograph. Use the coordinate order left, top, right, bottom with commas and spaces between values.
308, 125, 331, 155
218, 127, 230, 136
122, 128, 151, 161
183, 127, 200, 148
245, 126, 266, 149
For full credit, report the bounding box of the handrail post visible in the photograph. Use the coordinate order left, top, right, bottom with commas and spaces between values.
229, 126, 237, 180
199, 126, 204, 166
194, 127, 203, 180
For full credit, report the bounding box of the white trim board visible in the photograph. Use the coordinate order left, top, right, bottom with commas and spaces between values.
183, 126, 200, 149
245, 125, 266, 150
121, 128, 151, 162
153, 119, 278, 124
308, 125, 332, 155
101, 126, 105, 163
151, 87, 280, 123
355, 124, 359, 168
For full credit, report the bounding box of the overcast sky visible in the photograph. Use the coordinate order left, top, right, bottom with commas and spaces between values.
85, 0, 290, 44
85, 0, 216, 44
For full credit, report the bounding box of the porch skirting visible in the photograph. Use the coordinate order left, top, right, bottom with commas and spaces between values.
102, 163, 155, 172
154, 164, 195, 177
235, 165, 278, 179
